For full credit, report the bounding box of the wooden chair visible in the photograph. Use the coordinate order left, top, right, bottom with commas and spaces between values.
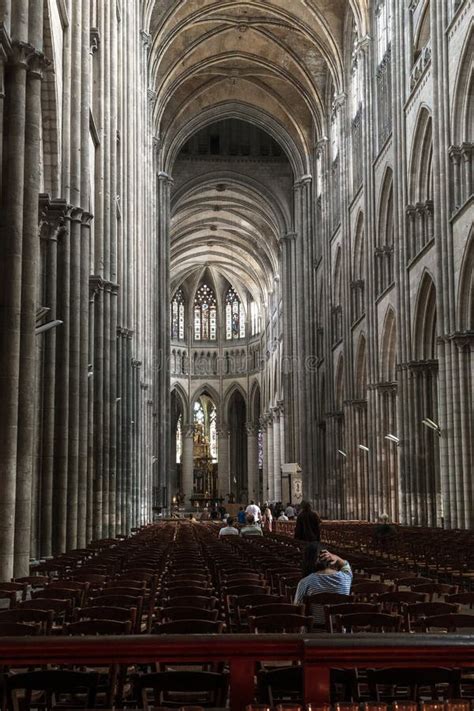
395, 576, 433, 589
235, 594, 286, 629
162, 586, 214, 599
335, 612, 401, 633
367, 667, 461, 701
64, 619, 132, 635
16, 598, 73, 626
0, 608, 54, 634
445, 592, 474, 609
247, 603, 305, 619
0, 622, 39, 636
91, 594, 144, 632
131, 670, 229, 709
13, 576, 50, 588
248, 613, 313, 633
152, 619, 225, 634
403, 601, 459, 632
421, 613, 474, 632
257, 666, 302, 706
324, 602, 380, 633
162, 595, 218, 610
5, 669, 99, 711
351, 581, 394, 602
378, 590, 427, 618
158, 606, 219, 622
31, 587, 82, 607
302, 592, 353, 630
412, 583, 458, 601
73, 605, 137, 625
0, 582, 28, 603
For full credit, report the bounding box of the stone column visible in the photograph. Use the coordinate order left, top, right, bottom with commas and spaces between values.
266, 413, 274, 503
156, 172, 172, 507
246, 422, 258, 503
39, 199, 67, 557
14, 44, 48, 576
0, 39, 30, 579
217, 427, 230, 499
272, 407, 282, 502
260, 416, 268, 505
181, 424, 194, 507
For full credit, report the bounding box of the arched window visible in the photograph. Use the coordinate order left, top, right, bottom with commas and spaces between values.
351, 36, 363, 119
250, 301, 260, 336
176, 414, 182, 464
171, 288, 185, 340
194, 283, 217, 341
225, 287, 245, 340
375, 0, 392, 64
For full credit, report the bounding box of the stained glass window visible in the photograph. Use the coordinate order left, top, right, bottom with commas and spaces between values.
210, 406, 217, 462
194, 400, 205, 425
194, 283, 217, 341
258, 428, 264, 469
171, 288, 185, 340
351, 41, 363, 119
176, 414, 182, 464
225, 287, 245, 340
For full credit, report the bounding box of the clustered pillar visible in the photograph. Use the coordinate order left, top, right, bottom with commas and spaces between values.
0, 0, 157, 580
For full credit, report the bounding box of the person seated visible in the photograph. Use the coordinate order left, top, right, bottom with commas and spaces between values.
200, 508, 210, 521
188, 513, 197, 522
285, 502, 295, 519
240, 513, 263, 536
278, 511, 289, 521
294, 543, 352, 626
237, 506, 246, 524
218, 516, 239, 537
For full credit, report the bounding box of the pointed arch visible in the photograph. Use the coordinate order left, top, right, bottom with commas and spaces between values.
409, 106, 433, 203
380, 307, 397, 382
377, 167, 394, 294
335, 354, 344, 411
458, 230, 474, 331
413, 272, 437, 360
451, 24, 474, 145
224, 382, 248, 419
170, 382, 189, 423
353, 212, 365, 281
355, 333, 367, 400
190, 383, 220, 412
249, 380, 261, 425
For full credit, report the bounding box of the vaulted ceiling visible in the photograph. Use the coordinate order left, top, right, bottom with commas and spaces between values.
143, 0, 367, 309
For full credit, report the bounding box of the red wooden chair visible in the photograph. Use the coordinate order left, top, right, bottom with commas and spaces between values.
248, 613, 312, 633
404, 601, 460, 632
73, 605, 137, 626
152, 619, 225, 634
0, 622, 39, 636
0, 608, 54, 634
421, 613, 474, 632
335, 612, 401, 633
5, 669, 99, 711
324, 602, 380, 633
158, 606, 219, 622
63, 619, 132, 635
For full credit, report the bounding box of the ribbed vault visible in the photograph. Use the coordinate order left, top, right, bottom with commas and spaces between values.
143, 0, 368, 172
170, 160, 288, 306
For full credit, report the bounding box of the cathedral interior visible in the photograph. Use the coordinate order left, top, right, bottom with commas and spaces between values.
0, 0, 472, 584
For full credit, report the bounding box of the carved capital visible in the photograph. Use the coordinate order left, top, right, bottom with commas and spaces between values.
9, 41, 35, 70
89, 275, 104, 297
90, 28, 101, 54
27, 50, 50, 79
38, 194, 69, 242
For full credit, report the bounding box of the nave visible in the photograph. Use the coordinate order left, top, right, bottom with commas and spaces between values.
0, 521, 474, 709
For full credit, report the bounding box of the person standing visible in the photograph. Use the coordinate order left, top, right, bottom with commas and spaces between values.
262, 503, 273, 532
245, 500, 261, 523
294, 501, 321, 542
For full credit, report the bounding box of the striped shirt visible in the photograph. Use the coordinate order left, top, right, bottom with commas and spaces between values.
294, 562, 353, 625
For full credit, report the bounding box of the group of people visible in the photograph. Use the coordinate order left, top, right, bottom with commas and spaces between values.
217, 499, 352, 624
